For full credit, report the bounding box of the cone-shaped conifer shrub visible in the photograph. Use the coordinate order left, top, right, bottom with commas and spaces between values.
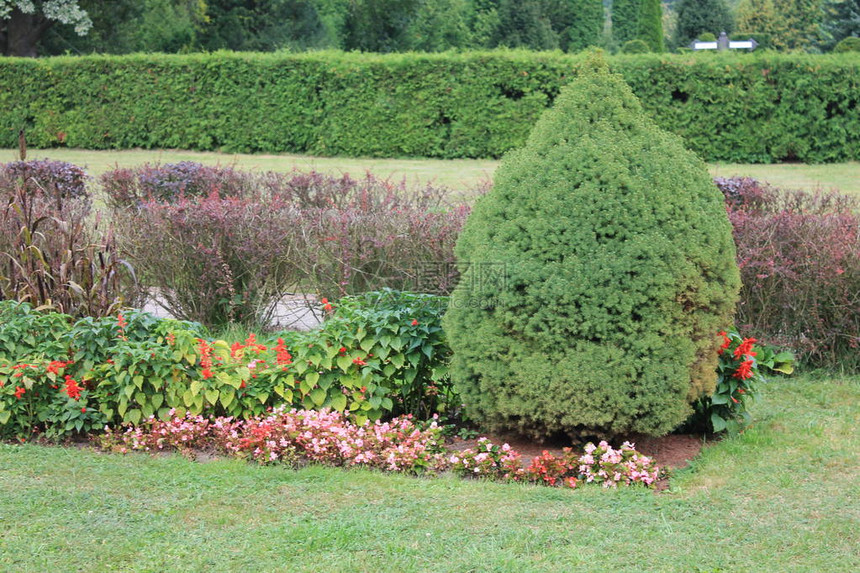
443, 54, 740, 439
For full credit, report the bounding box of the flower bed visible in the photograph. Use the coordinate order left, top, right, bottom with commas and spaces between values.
100, 407, 661, 491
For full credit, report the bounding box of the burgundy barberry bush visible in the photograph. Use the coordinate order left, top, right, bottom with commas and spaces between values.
717, 178, 860, 367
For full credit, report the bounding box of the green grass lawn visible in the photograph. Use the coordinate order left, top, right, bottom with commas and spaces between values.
4, 148, 860, 198
1, 373, 857, 572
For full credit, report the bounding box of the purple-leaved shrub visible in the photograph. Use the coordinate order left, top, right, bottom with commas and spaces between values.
0, 159, 89, 200
716, 178, 860, 367
110, 168, 469, 327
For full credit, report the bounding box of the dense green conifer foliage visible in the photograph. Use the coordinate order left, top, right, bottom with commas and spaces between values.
443, 54, 740, 439
635, 0, 665, 51
612, 0, 664, 51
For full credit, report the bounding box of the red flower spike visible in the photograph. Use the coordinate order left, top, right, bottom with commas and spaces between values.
275, 337, 292, 366
733, 337, 758, 359
14, 386, 26, 399
733, 359, 754, 380
63, 375, 83, 400
411, 319, 419, 326
718, 331, 731, 354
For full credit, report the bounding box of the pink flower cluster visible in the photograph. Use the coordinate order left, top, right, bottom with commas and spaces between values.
102, 409, 212, 454
215, 408, 449, 472
449, 437, 523, 480
104, 408, 449, 473
577, 441, 659, 487
454, 439, 660, 489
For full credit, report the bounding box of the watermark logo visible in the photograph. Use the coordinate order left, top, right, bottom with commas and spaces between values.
411, 262, 506, 309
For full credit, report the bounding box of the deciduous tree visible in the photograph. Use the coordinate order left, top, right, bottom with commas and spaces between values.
1, 0, 91, 56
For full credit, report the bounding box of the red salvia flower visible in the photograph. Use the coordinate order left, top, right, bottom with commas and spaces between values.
63, 375, 82, 400
718, 331, 732, 354
734, 337, 758, 359
244, 333, 267, 353
46, 360, 69, 375
733, 359, 754, 380
275, 338, 292, 365
14, 386, 26, 399
197, 339, 214, 380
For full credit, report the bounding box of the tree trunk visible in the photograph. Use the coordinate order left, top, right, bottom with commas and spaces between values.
5, 9, 51, 57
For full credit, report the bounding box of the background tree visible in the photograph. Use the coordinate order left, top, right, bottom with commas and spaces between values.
403, 0, 473, 51
612, 0, 664, 51
635, 0, 664, 51
674, 0, 734, 48
735, 0, 826, 50
39, 0, 207, 55
1, 0, 92, 56
341, 0, 417, 52
822, 0, 860, 49
198, 0, 327, 52
611, 0, 641, 46
491, 0, 558, 49
542, 0, 604, 52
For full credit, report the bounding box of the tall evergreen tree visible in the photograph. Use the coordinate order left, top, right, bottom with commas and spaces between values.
612, 0, 664, 51
404, 0, 473, 51
636, 0, 664, 51
342, 0, 418, 52
443, 53, 740, 439
611, 0, 641, 46
736, 0, 826, 50
543, 0, 604, 52
674, 0, 734, 47
492, 0, 558, 50
823, 0, 860, 48
199, 0, 327, 52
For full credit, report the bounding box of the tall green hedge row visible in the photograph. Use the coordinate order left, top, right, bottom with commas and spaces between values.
2, 51, 858, 162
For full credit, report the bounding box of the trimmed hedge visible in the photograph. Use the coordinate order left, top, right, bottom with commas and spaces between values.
1, 50, 859, 162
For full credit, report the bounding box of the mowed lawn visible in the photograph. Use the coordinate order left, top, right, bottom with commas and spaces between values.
1, 373, 857, 572
4, 148, 860, 198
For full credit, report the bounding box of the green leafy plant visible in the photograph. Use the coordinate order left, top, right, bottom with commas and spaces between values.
0, 300, 71, 361
685, 329, 795, 434
0, 289, 457, 438
0, 358, 104, 440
